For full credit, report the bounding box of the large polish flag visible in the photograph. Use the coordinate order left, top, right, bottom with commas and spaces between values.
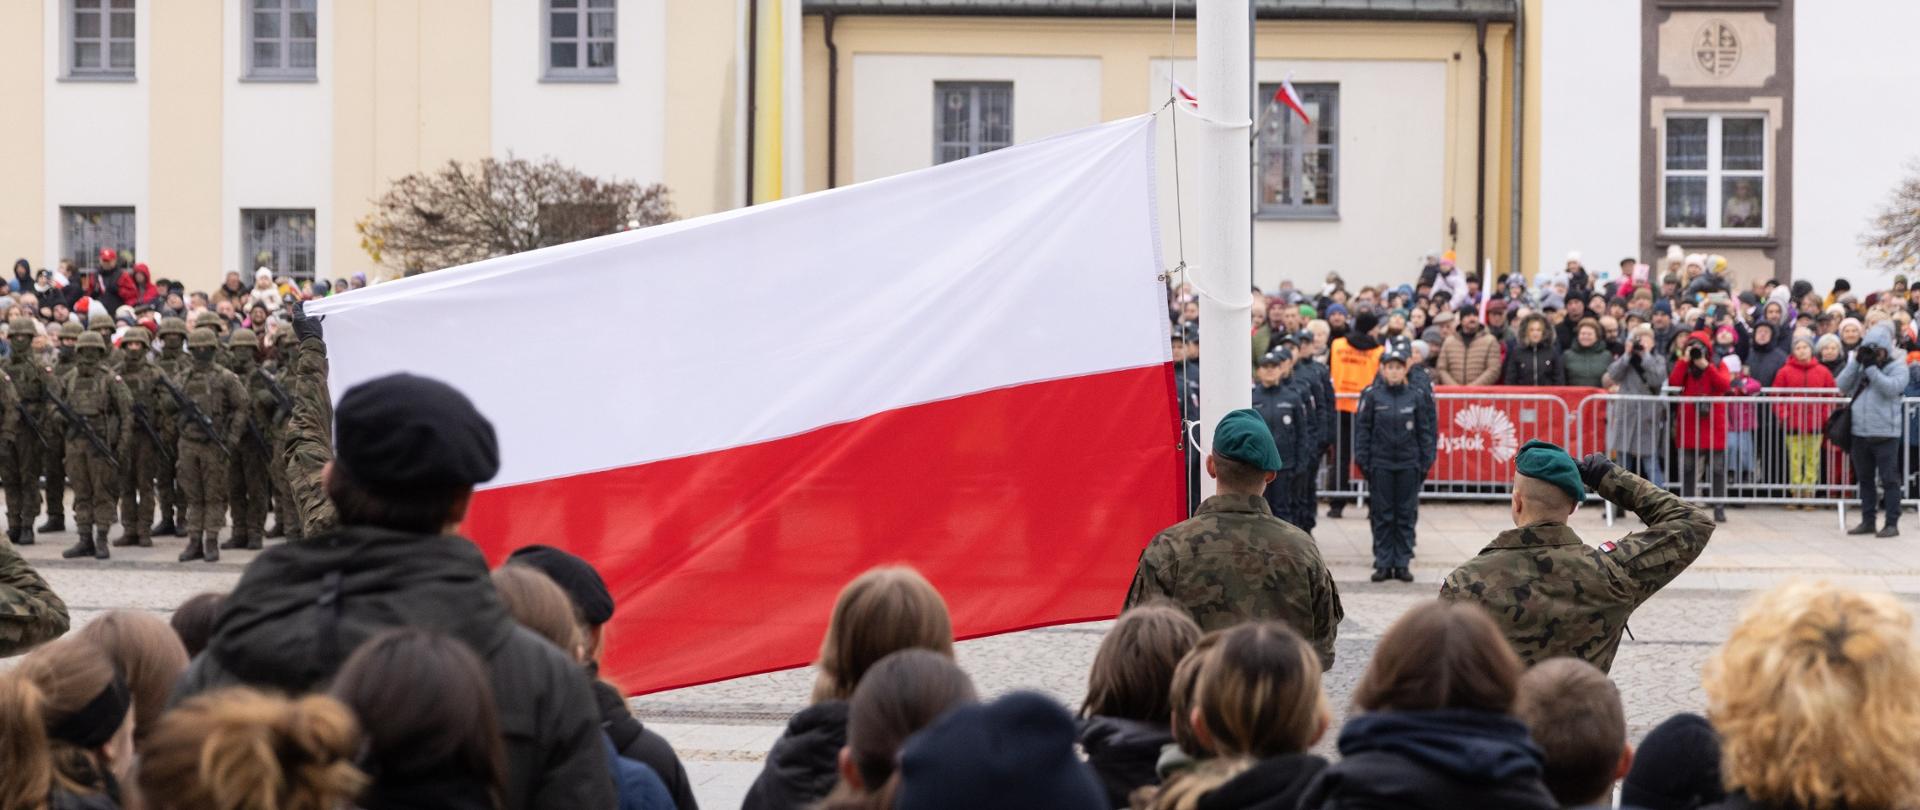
306, 116, 1183, 694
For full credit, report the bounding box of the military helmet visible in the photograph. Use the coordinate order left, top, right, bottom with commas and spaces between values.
75, 331, 107, 353
59, 321, 83, 340
229, 328, 258, 346
194, 312, 223, 332
188, 327, 219, 349
119, 327, 152, 348
88, 313, 113, 333
273, 329, 295, 346
159, 316, 189, 338
7, 318, 35, 338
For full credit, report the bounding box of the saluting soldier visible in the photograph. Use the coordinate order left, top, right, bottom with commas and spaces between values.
55, 331, 133, 561
1125, 409, 1344, 670
174, 328, 249, 563
1, 319, 55, 545
1439, 440, 1715, 673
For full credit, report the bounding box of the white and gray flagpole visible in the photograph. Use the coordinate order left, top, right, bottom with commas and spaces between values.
1195, 0, 1255, 498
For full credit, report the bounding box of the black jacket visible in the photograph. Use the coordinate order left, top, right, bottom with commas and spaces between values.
1252, 380, 1312, 469
1078, 715, 1173, 809
359, 779, 497, 810
1354, 379, 1436, 474
1701, 790, 1804, 810
171, 526, 615, 810
1196, 754, 1328, 810
1298, 709, 1557, 810
1503, 337, 1566, 386
593, 678, 698, 810
741, 700, 850, 810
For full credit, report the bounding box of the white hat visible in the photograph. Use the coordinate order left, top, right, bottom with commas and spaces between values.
1566, 250, 1582, 263
1684, 253, 1706, 269
1665, 244, 1685, 262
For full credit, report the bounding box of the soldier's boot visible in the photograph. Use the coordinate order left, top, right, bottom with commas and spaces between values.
93, 528, 110, 560
152, 510, 178, 537
15, 527, 32, 546
111, 527, 140, 546
178, 532, 205, 563
1393, 567, 1414, 583
245, 533, 263, 551
201, 533, 220, 563
5, 526, 15, 543
62, 526, 95, 559
265, 519, 285, 539
38, 513, 65, 533
136, 528, 151, 548
220, 530, 248, 550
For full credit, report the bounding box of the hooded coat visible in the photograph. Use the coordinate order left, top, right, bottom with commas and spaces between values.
741, 700, 850, 810
170, 527, 617, 810
115, 265, 158, 309
1606, 346, 1670, 457
1298, 710, 1557, 810
1079, 715, 1174, 808
1668, 331, 1731, 450
1192, 754, 1329, 810
1744, 322, 1788, 387
1770, 355, 1835, 433
594, 679, 699, 810
1501, 314, 1565, 386
1834, 323, 1909, 438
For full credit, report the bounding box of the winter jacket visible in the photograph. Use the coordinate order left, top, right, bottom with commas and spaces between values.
1668, 332, 1731, 451
1079, 715, 1173, 809
1726, 374, 1762, 431
1770, 357, 1837, 433
1329, 335, 1383, 413
9, 259, 30, 294
170, 526, 616, 810
1434, 267, 1469, 305
1701, 790, 1814, 810
1252, 380, 1312, 472
593, 678, 699, 810
1502, 317, 1565, 386
1296, 358, 1337, 450
606, 737, 676, 810
116, 266, 158, 309
741, 700, 849, 810
212, 280, 251, 310
1606, 348, 1670, 457
1298, 710, 1557, 810
1436, 328, 1501, 386
1562, 342, 1614, 388
1834, 324, 1908, 439
1193, 754, 1329, 810
358, 779, 496, 810
1745, 327, 1788, 386
1354, 379, 1437, 474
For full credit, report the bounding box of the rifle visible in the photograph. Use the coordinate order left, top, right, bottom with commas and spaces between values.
257, 367, 293, 421
243, 416, 271, 455
44, 385, 119, 473
131, 402, 175, 468
14, 397, 52, 451
157, 375, 232, 460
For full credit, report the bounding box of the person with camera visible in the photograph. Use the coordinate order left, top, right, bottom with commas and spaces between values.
1835, 323, 1908, 537
1668, 331, 1732, 523
1606, 324, 1670, 488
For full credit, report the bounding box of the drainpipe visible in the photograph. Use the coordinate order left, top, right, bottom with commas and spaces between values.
1474, 19, 1488, 276
1509, 1, 1525, 280
745, 0, 759, 204
825, 12, 839, 188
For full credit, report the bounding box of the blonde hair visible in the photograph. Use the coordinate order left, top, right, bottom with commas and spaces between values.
137, 688, 365, 810
1082, 602, 1201, 723
76, 609, 189, 749
1705, 581, 1920, 809
1167, 630, 1226, 757
812, 566, 954, 703
492, 564, 581, 659
0, 638, 125, 810
1193, 622, 1327, 759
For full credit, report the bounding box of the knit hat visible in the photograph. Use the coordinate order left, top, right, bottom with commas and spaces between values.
1432, 309, 1456, 324
1485, 299, 1508, 315
896, 692, 1109, 810
1325, 303, 1349, 317
1793, 334, 1816, 353
1715, 325, 1736, 342
1353, 310, 1380, 335
1620, 713, 1725, 810
334, 374, 501, 492
1297, 304, 1316, 319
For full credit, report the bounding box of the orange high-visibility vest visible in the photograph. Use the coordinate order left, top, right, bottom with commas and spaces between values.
1329, 338, 1383, 412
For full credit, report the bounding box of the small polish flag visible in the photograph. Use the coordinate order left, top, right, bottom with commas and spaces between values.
1272, 76, 1312, 126
1172, 78, 1199, 109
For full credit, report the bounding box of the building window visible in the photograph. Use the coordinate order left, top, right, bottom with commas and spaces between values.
61, 207, 136, 270
545, 0, 616, 80
245, 0, 317, 80
243, 209, 317, 280
68, 0, 135, 78
1662, 113, 1767, 234
934, 81, 1013, 165
1256, 83, 1338, 217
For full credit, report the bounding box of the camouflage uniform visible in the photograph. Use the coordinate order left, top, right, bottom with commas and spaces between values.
0, 536, 69, 655
264, 331, 301, 541
112, 330, 170, 548
41, 321, 82, 533
1124, 493, 1344, 669
151, 317, 190, 535
173, 328, 248, 562
56, 332, 134, 561
1, 319, 52, 545
282, 334, 335, 537
1438, 466, 1714, 672
221, 329, 271, 551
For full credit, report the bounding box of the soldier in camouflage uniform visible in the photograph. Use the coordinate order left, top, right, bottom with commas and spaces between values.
2, 319, 55, 545
0, 536, 69, 655
87, 312, 114, 338
174, 328, 249, 563
151, 316, 190, 536
1125, 409, 1343, 669
111, 328, 169, 549
264, 329, 302, 541
195, 310, 226, 338
282, 305, 336, 537
221, 328, 271, 551
40, 320, 82, 534
1439, 441, 1714, 673
56, 331, 133, 561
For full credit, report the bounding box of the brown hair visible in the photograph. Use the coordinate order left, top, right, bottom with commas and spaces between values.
1168, 630, 1226, 757
812, 566, 954, 703
0, 638, 127, 810
1082, 602, 1201, 724
77, 610, 189, 750
1352, 601, 1521, 714
492, 564, 581, 658
822, 648, 978, 808
331, 628, 508, 808
1514, 658, 1625, 806
169, 591, 226, 658
137, 688, 364, 810
1196, 622, 1327, 759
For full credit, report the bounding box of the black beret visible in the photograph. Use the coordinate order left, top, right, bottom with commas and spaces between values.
507, 545, 615, 624
334, 373, 499, 491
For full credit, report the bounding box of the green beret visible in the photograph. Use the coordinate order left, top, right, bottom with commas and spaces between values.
1214, 409, 1283, 472
1298, 304, 1317, 318
1515, 439, 1582, 504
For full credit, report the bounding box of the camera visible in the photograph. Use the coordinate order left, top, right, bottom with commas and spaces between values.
1688, 345, 1705, 361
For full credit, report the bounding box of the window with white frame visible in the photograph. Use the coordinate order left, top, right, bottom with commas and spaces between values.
933, 81, 1013, 165
1662, 113, 1767, 233
1256, 83, 1338, 216
242, 209, 317, 280
246, 0, 317, 79
545, 0, 616, 80
68, 0, 135, 78
61, 207, 135, 269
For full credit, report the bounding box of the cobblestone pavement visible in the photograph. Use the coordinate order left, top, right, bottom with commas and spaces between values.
16, 499, 1920, 808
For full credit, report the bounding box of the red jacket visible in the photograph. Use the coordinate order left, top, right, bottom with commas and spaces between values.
117, 265, 158, 308
1668, 331, 1731, 449
1771, 356, 1837, 433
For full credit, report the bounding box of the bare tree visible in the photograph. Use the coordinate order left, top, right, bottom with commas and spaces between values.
357, 155, 675, 273
1864, 161, 1920, 272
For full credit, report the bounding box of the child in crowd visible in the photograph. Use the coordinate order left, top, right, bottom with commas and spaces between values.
1077, 603, 1202, 808
1514, 658, 1633, 809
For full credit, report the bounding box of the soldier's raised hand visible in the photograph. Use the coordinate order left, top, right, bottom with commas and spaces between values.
1576, 453, 1615, 490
